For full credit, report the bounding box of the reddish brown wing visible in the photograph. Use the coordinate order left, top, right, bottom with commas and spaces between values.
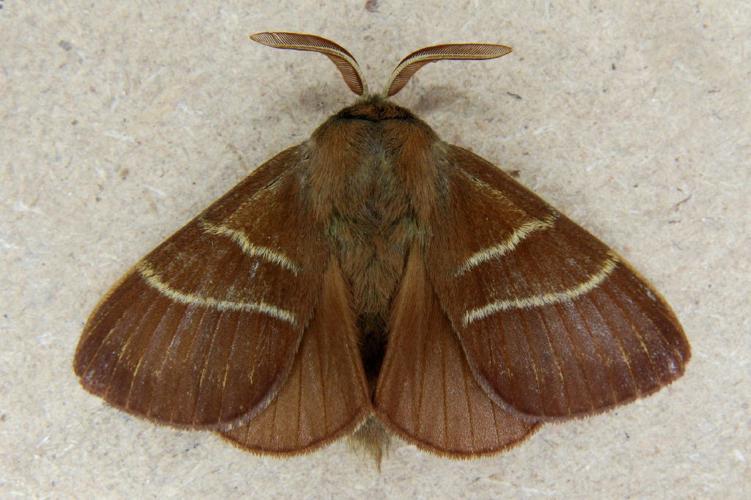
74, 146, 330, 429
221, 261, 370, 453
427, 146, 690, 420
375, 247, 539, 456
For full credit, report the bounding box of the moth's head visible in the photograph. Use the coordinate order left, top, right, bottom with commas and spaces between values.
250, 32, 511, 102
335, 96, 415, 122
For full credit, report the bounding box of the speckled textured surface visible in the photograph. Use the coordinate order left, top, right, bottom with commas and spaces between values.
1, 1, 749, 498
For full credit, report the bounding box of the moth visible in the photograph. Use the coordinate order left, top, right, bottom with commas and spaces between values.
74, 32, 690, 462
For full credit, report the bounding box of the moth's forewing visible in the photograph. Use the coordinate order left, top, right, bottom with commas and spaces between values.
74, 147, 332, 430
425, 146, 690, 420
375, 248, 539, 456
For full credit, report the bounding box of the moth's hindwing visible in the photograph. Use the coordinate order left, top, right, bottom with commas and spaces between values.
375, 247, 539, 456
221, 260, 370, 453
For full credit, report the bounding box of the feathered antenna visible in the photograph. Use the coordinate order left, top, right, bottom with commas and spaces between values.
384, 43, 512, 97
250, 32, 368, 95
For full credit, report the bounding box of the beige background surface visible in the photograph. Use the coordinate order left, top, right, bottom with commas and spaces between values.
2, 1, 749, 498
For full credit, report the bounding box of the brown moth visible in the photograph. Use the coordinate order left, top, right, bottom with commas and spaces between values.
74, 32, 690, 463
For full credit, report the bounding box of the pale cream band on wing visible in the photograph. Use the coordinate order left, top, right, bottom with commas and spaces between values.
462, 254, 619, 326
199, 219, 301, 275
455, 213, 559, 276
137, 262, 297, 325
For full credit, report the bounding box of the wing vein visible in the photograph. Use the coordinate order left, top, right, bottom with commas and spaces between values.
557, 300, 613, 408
537, 310, 574, 415
218, 310, 243, 421
440, 335, 449, 449
415, 323, 428, 434
599, 284, 660, 381
295, 346, 304, 447
123, 305, 179, 411
102, 290, 166, 401
586, 293, 640, 395
613, 278, 685, 364
313, 324, 329, 433
190, 246, 249, 424
191, 309, 225, 424
497, 259, 544, 408
518, 309, 545, 412
167, 303, 212, 423
524, 252, 573, 414
460, 352, 477, 448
